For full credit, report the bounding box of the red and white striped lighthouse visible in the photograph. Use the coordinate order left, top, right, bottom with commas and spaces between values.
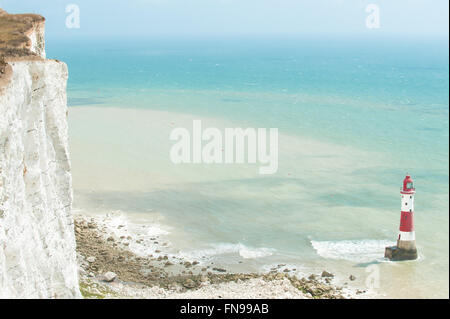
385, 175, 418, 261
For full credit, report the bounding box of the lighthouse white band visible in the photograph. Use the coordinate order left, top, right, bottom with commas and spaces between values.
398, 231, 415, 241
401, 194, 414, 212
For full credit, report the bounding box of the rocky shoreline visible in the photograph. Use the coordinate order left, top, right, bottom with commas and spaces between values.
75, 215, 367, 299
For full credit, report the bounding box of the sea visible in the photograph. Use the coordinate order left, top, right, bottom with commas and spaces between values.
47, 35, 449, 298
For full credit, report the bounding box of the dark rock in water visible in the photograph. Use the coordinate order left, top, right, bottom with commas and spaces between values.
349, 275, 356, 281
212, 267, 227, 273
321, 271, 334, 278
385, 246, 418, 261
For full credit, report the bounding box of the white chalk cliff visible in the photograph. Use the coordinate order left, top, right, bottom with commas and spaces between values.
0, 10, 80, 298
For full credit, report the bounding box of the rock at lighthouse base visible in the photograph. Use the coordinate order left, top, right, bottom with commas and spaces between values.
385, 246, 418, 261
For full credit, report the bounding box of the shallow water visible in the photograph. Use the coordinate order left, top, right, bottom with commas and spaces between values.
53, 36, 449, 298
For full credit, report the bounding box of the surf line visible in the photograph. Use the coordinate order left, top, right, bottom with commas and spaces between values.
170, 120, 278, 174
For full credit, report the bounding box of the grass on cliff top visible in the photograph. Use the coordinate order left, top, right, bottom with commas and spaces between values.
0, 12, 44, 51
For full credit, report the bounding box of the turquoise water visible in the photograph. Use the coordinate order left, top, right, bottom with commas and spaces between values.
48, 36, 449, 298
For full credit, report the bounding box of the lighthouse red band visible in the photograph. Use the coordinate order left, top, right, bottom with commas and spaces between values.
399, 211, 414, 232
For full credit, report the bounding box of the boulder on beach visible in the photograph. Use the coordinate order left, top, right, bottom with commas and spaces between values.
182, 279, 197, 289
103, 272, 117, 282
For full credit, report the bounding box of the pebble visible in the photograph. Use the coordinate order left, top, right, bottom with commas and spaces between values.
86, 256, 96, 263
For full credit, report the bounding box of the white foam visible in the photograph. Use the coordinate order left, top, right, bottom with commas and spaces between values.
146, 225, 169, 237
88, 211, 172, 257
179, 243, 275, 261
311, 239, 395, 263
239, 245, 275, 259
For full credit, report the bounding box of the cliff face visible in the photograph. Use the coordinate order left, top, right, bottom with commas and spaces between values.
0, 10, 80, 298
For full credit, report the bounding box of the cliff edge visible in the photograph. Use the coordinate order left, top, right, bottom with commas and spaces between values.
0, 8, 80, 298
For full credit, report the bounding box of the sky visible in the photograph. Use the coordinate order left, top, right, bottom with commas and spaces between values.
1, 0, 448, 39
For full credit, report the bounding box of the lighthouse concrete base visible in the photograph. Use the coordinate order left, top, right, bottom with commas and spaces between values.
384, 246, 418, 261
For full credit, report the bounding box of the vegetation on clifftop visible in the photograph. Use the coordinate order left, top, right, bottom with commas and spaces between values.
0, 8, 44, 57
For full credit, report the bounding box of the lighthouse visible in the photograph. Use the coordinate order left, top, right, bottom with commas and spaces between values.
385, 175, 418, 261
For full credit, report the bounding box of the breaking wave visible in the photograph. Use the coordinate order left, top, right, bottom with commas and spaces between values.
311, 239, 395, 263
179, 243, 275, 260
